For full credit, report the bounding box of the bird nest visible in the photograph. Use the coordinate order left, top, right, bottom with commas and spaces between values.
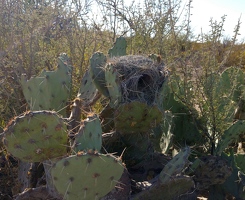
109, 55, 167, 105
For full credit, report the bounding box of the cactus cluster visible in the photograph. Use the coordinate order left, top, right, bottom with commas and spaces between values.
2, 52, 125, 200
2, 37, 245, 199
90, 50, 168, 136
162, 66, 245, 199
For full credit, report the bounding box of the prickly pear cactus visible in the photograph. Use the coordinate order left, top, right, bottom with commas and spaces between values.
2, 111, 67, 162
225, 154, 245, 199
208, 153, 245, 199
91, 52, 167, 133
50, 153, 124, 200
114, 101, 162, 133
152, 111, 173, 154
89, 52, 108, 97
204, 69, 240, 126
157, 75, 205, 147
105, 63, 122, 107
218, 67, 244, 102
216, 120, 245, 155
234, 154, 245, 173
108, 36, 127, 57
77, 70, 98, 107
72, 115, 102, 152
20, 53, 72, 116
159, 146, 190, 183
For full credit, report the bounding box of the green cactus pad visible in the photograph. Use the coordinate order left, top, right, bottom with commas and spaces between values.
77, 70, 98, 106
108, 36, 127, 57
157, 77, 205, 146
114, 101, 163, 133
105, 63, 122, 107
159, 111, 173, 154
151, 111, 173, 154
50, 153, 124, 200
234, 154, 245, 173
2, 111, 67, 162
219, 67, 244, 102
218, 153, 245, 199
204, 69, 242, 124
159, 146, 190, 184
21, 53, 72, 116
216, 120, 245, 155
90, 52, 109, 97
73, 115, 102, 152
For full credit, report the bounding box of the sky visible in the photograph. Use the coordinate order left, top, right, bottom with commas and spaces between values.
189, 0, 245, 41
92, 0, 245, 42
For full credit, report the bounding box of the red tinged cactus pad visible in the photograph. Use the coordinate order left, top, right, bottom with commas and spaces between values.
3, 111, 67, 162
114, 101, 162, 133
50, 153, 124, 200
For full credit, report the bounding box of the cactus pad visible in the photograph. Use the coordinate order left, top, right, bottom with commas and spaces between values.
2, 111, 67, 162
159, 146, 190, 183
50, 153, 124, 200
90, 52, 108, 97
234, 154, 245, 173
77, 70, 98, 106
73, 115, 102, 152
108, 36, 127, 57
219, 67, 244, 102
105, 63, 122, 107
159, 111, 173, 154
216, 120, 245, 155
114, 101, 162, 133
20, 53, 72, 116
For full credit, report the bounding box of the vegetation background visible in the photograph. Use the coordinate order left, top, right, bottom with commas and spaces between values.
0, 0, 244, 124
0, 0, 245, 198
